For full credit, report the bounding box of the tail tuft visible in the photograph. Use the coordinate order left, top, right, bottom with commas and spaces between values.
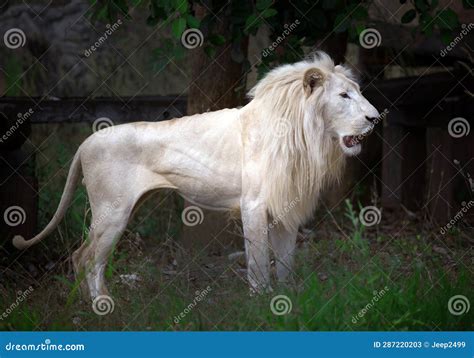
12, 235, 28, 250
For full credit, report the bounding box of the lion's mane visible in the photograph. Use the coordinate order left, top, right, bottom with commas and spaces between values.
247, 52, 354, 231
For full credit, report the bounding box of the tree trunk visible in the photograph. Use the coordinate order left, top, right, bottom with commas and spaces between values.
181, 4, 249, 254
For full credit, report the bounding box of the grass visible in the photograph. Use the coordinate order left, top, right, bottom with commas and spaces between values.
0, 124, 472, 331
0, 232, 471, 331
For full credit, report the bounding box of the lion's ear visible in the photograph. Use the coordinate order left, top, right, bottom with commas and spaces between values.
303, 68, 325, 96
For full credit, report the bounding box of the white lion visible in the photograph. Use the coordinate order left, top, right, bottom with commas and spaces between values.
13, 52, 379, 300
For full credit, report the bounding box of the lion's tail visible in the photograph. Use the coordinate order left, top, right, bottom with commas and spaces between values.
12, 149, 82, 250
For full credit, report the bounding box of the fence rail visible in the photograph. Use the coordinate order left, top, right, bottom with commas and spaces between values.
0, 95, 187, 124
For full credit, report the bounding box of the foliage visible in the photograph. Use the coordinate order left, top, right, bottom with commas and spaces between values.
258, 0, 467, 75
0, 1, 467, 91
88, 0, 277, 72
87, 0, 467, 77
399, 0, 461, 43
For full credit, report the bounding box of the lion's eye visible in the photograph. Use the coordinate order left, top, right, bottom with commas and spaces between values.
340, 92, 350, 99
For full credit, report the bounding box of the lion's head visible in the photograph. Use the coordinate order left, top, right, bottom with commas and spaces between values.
303, 63, 379, 156
250, 52, 380, 157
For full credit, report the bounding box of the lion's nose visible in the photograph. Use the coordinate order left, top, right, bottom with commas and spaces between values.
365, 116, 378, 124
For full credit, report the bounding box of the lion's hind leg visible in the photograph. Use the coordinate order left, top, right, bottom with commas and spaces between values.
73, 200, 134, 301
73, 170, 174, 302
73, 203, 133, 299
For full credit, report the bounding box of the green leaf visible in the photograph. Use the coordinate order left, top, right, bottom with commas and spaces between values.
245, 13, 258, 27
171, 17, 186, 38
256, 0, 273, 11
209, 34, 226, 46
401, 9, 417, 23
355, 23, 365, 35
419, 12, 434, 35
186, 14, 200, 28
440, 28, 453, 44
173, 45, 186, 60
244, 14, 259, 34
435, 8, 459, 29
172, 0, 188, 14
204, 45, 217, 58
261, 8, 277, 18
96, 4, 109, 21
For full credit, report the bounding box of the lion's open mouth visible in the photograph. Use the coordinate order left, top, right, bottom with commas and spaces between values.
343, 126, 374, 148
342, 135, 360, 148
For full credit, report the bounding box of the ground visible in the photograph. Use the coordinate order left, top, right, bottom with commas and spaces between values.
0, 124, 472, 331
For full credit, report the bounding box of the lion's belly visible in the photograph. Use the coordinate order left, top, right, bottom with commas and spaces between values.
175, 177, 242, 211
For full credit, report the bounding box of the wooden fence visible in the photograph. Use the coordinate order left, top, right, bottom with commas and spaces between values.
1, 71, 473, 245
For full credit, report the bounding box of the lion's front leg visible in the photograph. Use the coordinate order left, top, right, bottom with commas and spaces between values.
269, 224, 297, 283
241, 198, 271, 294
